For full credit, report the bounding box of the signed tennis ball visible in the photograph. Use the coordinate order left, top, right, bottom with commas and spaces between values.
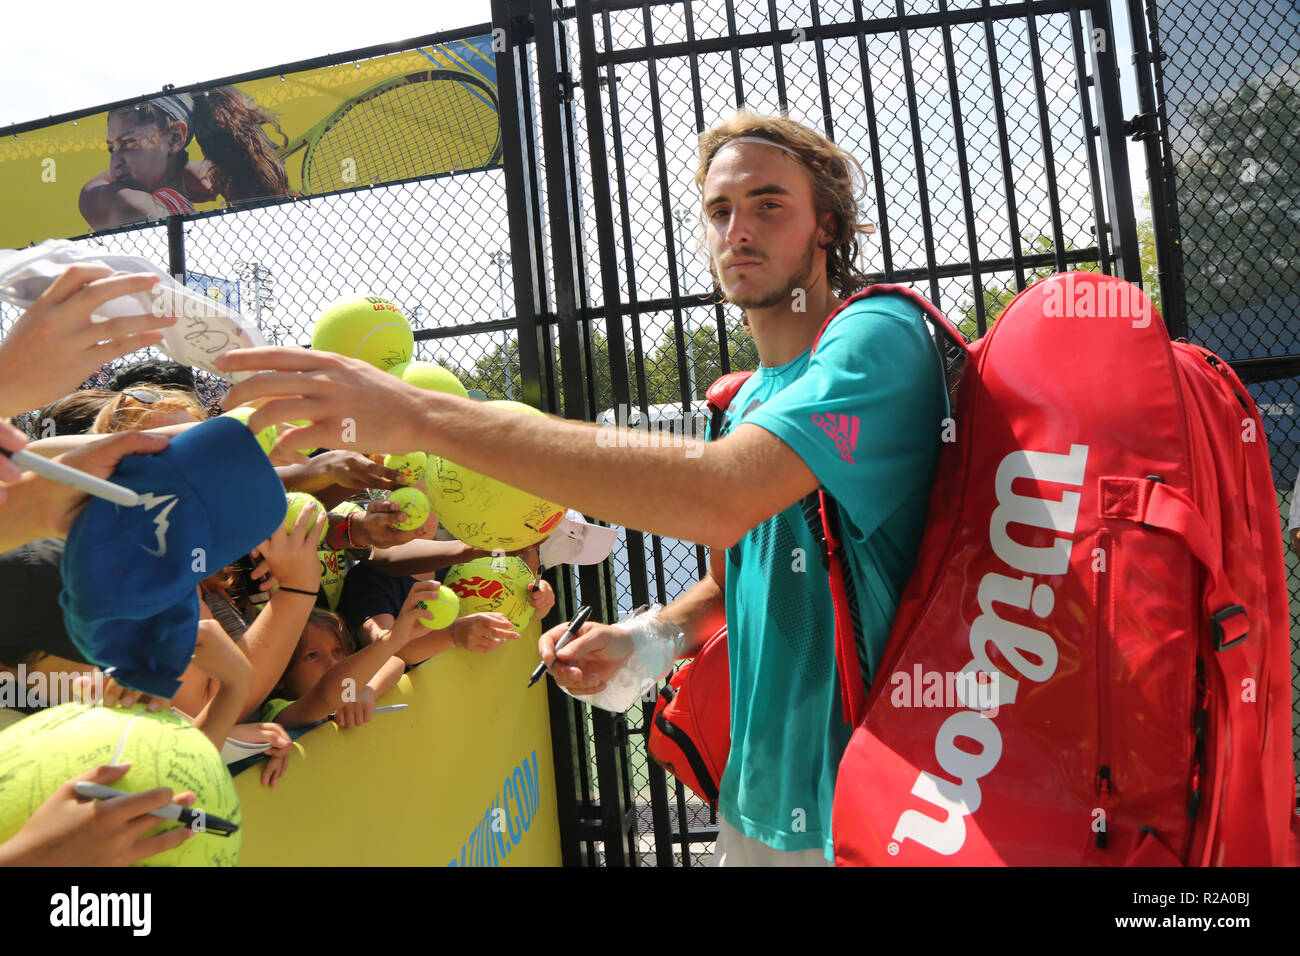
428, 401, 563, 550
0, 703, 241, 867
416, 585, 460, 631
383, 452, 428, 486
392, 360, 469, 399
443, 555, 536, 632
284, 492, 329, 545
311, 294, 414, 372
387, 487, 431, 532
221, 405, 277, 456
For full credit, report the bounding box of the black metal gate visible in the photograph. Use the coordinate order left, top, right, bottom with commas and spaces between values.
492, 0, 1158, 866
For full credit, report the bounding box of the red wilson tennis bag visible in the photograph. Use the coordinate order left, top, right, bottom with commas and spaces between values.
831, 272, 1294, 866
649, 625, 730, 806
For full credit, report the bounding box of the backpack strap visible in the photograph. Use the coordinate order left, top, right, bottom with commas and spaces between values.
1100, 474, 1271, 863
708, 286, 968, 728
705, 370, 754, 440
810, 285, 969, 728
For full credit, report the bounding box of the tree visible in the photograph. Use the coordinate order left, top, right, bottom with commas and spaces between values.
953, 234, 1099, 338
644, 315, 758, 406
1174, 62, 1299, 343
457, 312, 760, 416
948, 226, 1178, 339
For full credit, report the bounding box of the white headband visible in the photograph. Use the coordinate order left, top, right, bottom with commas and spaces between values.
713, 136, 802, 161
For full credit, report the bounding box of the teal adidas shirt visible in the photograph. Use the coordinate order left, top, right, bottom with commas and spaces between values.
715, 291, 946, 859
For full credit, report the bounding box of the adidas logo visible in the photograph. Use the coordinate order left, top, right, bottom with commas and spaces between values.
811, 412, 859, 464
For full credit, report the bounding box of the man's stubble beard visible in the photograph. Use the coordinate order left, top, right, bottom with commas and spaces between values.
723, 239, 819, 312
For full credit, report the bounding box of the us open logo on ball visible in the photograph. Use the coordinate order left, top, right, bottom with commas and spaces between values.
445, 556, 536, 631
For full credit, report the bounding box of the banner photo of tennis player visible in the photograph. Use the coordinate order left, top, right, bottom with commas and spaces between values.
0, 34, 500, 248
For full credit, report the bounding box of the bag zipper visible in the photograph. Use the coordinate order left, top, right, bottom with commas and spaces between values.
1094, 528, 1113, 849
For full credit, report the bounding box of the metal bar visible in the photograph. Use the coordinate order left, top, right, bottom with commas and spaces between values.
853, 0, 894, 281
1026, 15, 1067, 271
810, 0, 836, 141
1085, 0, 1141, 281
577, 0, 671, 867
983, 0, 1027, 297
725, 0, 746, 108
166, 217, 185, 283
533, 0, 631, 864
767, 0, 790, 111
414, 316, 521, 340
598, 8, 655, 616
534, 0, 591, 424
1228, 355, 1300, 385
486, 244, 1101, 327
493, 0, 581, 867
602, 12, 656, 429
1069, 9, 1113, 275
938, 0, 985, 331
1133, 0, 1189, 339
679, 1, 728, 379
62, 162, 499, 245
589, 0, 688, 12
639, 9, 699, 623
594, 0, 1089, 67
895, 0, 942, 305
492, 0, 550, 413
641, 8, 695, 415
683, 0, 708, 133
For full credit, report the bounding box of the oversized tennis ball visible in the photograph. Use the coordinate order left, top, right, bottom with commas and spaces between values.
221, 405, 277, 456
284, 492, 329, 545
392, 360, 469, 399
428, 401, 564, 550
0, 702, 241, 866
387, 487, 431, 532
334, 500, 365, 517
383, 451, 428, 486
444, 555, 536, 631
416, 585, 460, 631
311, 294, 414, 372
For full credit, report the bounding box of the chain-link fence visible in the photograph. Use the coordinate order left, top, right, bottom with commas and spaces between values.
3, 0, 1296, 867
1145, 0, 1300, 786
525, 0, 1142, 865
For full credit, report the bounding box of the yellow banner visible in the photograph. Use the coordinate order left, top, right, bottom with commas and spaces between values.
0, 35, 500, 249
234, 619, 562, 867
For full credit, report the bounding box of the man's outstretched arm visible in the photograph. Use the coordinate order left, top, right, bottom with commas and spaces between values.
217, 347, 819, 550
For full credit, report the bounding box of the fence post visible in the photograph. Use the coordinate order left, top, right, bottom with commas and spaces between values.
1087, 0, 1143, 283
167, 216, 186, 283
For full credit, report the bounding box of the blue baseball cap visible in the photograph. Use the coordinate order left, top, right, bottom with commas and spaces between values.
59, 416, 288, 697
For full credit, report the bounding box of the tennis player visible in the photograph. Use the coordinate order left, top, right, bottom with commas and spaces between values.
79, 88, 289, 230
216, 111, 948, 866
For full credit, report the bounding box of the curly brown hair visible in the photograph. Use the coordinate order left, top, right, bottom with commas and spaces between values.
189, 87, 289, 201
695, 111, 875, 301
111, 86, 289, 203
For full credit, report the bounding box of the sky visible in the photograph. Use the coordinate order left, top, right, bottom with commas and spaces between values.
0, 0, 496, 128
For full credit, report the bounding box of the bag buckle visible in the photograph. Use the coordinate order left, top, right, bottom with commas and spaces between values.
1210, 605, 1248, 650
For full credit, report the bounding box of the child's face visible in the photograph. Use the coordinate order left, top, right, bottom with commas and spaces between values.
282, 623, 347, 699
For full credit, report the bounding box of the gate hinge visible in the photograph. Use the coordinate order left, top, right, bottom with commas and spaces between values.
1124, 112, 1159, 141
559, 72, 579, 101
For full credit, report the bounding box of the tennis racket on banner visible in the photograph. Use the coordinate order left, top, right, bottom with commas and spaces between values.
279, 68, 503, 195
